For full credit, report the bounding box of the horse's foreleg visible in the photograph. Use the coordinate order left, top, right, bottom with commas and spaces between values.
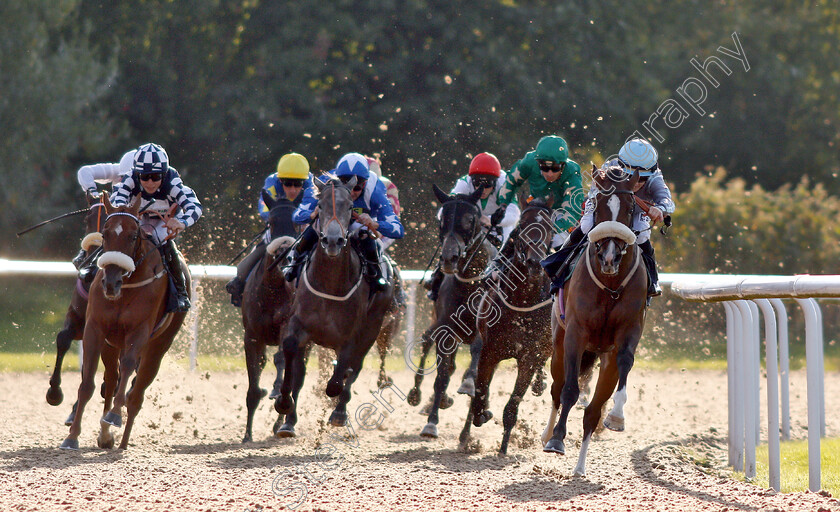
542, 320, 566, 447
575, 352, 620, 477
118, 340, 170, 450
604, 338, 637, 433
407, 330, 435, 407
544, 331, 580, 455
97, 343, 119, 449
47, 310, 82, 406
469, 346, 498, 428
61, 325, 102, 450
243, 338, 266, 443
420, 340, 456, 439
276, 343, 310, 438
277, 317, 305, 414
270, 348, 285, 400
500, 360, 537, 455
376, 316, 394, 389
457, 336, 482, 397
104, 336, 144, 430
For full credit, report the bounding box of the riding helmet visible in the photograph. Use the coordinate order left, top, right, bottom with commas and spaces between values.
534, 135, 569, 164
133, 143, 169, 175
618, 138, 658, 176
275, 152, 310, 179
468, 152, 501, 177
334, 153, 370, 180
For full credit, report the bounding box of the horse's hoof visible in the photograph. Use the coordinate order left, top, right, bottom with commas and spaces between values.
325, 380, 342, 398
101, 411, 122, 428
259, 388, 268, 399
377, 375, 394, 389
406, 388, 421, 407
242, 434, 253, 443
543, 438, 566, 455
604, 414, 625, 432
97, 434, 115, 450
64, 412, 75, 427
440, 394, 454, 410
46, 387, 64, 406
275, 423, 296, 438
328, 411, 347, 427
531, 379, 546, 397
59, 438, 79, 451
473, 410, 493, 427
576, 397, 590, 409
275, 395, 294, 414
268, 388, 281, 400
420, 423, 439, 438
457, 378, 475, 397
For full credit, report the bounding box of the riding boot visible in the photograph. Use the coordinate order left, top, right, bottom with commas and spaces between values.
72, 249, 87, 269
424, 266, 444, 301
163, 240, 191, 312
360, 233, 387, 292
482, 233, 517, 281
283, 226, 317, 282
225, 242, 267, 307
639, 240, 661, 297
545, 226, 585, 284
77, 246, 102, 284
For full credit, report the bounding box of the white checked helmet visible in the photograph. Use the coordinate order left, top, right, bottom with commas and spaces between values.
133, 143, 169, 175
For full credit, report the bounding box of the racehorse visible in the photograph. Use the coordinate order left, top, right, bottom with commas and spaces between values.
46, 192, 104, 421
274, 176, 394, 436
60, 194, 190, 450
460, 199, 554, 454
542, 165, 648, 476
241, 193, 299, 442
407, 185, 488, 439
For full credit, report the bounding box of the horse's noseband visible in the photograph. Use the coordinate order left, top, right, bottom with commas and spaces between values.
100, 212, 141, 277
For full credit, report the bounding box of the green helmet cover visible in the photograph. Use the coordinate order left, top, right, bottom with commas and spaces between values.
534, 135, 569, 163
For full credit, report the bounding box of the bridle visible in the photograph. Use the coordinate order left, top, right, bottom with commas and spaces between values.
512, 204, 553, 264
586, 181, 641, 299
100, 212, 160, 280
439, 198, 485, 276
318, 181, 351, 249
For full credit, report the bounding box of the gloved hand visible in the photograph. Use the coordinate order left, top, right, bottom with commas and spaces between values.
87, 188, 101, 200
490, 206, 506, 226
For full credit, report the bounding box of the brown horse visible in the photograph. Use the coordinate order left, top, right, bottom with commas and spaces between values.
460, 200, 554, 454
60, 194, 190, 450
542, 165, 647, 476
406, 185, 488, 439
241, 194, 299, 442
274, 176, 394, 436
47, 193, 105, 421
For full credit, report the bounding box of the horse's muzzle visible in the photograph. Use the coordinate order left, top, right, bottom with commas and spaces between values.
102, 267, 124, 300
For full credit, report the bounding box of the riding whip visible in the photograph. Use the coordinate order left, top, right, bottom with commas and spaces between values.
227, 226, 270, 265
16, 207, 91, 236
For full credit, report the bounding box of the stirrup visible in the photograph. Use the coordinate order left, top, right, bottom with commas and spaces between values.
648, 282, 662, 297
173, 295, 191, 312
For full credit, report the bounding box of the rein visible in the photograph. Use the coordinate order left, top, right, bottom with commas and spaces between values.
301, 260, 364, 301
440, 198, 485, 278
492, 280, 552, 312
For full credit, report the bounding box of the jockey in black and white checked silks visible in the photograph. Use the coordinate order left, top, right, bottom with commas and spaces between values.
110, 143, 203, 243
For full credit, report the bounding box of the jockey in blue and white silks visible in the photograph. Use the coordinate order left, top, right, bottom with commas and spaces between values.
285, 153, 405, 292
109, 143, 202, 311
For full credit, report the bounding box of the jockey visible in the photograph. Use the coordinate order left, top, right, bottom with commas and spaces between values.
545, 138, 675, 297
109, 143, 203, 312
224, 152, 312, 307
485, 135, 583, 278
72, 150, 135, 274
424, 152, 521, 301
285, 153, 405, 292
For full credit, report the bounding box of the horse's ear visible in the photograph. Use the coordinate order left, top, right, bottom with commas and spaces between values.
127, 195, 141, 216
86, 191, 99, 206
344, 176, 358, 190
102, 193, 113, 214
432, 184, 451, 204
591, 163, 598, 176
629, 169, 640, 189
468, 187, 483, 202
261, 189, 276, 211
314, 178, 326, 193
545, 195, 555, 209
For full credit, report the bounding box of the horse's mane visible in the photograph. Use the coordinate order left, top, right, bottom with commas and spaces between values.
526, 197, 551, 210
312, 174, 341, 199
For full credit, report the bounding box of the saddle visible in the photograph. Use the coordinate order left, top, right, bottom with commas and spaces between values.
544, 241, 588, 295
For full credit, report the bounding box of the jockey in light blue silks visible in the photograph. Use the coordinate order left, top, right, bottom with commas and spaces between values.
543, 138, 675, 297
285, 153, 405, 292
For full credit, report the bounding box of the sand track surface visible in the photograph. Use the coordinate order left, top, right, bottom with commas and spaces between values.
1, 363, 838, 511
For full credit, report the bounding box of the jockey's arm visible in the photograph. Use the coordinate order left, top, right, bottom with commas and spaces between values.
496, 160, 526, 207
552, 175, 584, 234
369, 187, 404, 239
292, 182, 319, 225
77, 162, 122, 194
257, 174, 280, 222
168, 172, 203, 228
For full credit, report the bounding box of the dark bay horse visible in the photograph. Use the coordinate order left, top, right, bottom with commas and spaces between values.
61, 194, 190, 450
407, 185, 488, 439
460, 200, 554, 454
275, 176, 394, 436
241, 194, 299, 442
542, 165, 647, 476
47, 193, 104, 419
